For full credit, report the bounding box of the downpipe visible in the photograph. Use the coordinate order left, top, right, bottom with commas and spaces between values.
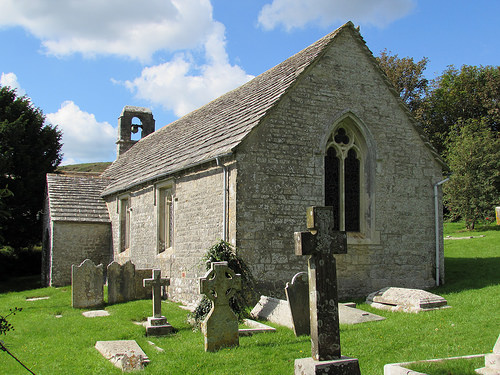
434, 177, 450, 286
216, 157, 228, 242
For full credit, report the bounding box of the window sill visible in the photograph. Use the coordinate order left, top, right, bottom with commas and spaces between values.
347, 230, 380, 245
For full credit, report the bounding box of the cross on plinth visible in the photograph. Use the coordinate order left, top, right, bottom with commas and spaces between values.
143, 269, 170, 318
199, 262, 242, 352
294, 206, 347, 361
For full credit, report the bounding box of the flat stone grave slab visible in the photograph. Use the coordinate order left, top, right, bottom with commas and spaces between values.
239, 319, 277, 336
95, 340, 150, 372
476, 334, 500, 374
26, 296, 50, 301
366, 287, 450, 313
250, 296, 293, 329
251, 295, 385, 327
82, 310, 110, 318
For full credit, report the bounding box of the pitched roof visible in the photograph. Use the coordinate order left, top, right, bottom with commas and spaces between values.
100, 23, 353, 196
100, 21, 445, 197
46, 173, 111, 223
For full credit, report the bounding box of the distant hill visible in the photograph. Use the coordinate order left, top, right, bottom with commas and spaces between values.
56, 162, 112, 174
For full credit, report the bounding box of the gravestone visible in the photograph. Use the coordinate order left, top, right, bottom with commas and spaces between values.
72, 259, 104, 309
475, 334, 500, 374
366, 287, 449, 313
107, 261, 136, 304
143, 269, 173, 336
95, 340, 149, 371
286, 272, 310, 336
135, 268, 153, 299
294, 206, 361, 374
199, 261, 242, 352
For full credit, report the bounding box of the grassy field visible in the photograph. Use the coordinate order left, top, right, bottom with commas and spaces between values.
0, 222, 498, 374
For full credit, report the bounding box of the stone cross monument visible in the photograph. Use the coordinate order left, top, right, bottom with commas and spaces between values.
143, 269, 173, 335
294, 206, 361, 374
199, 261, 242, 352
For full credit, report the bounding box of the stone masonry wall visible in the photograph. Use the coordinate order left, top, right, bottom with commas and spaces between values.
235, 30, 444, 299
106, 162, 230, 305
50, 221, 111, 286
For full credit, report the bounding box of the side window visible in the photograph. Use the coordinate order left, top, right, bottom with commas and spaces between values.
119, 196, 131, 252
157, 185, 173, 254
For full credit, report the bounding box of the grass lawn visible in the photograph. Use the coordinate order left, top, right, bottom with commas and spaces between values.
0, 222, 498, 374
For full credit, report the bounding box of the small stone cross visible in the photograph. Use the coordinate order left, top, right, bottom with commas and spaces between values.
294, 206, 347, 361
199, 262, 242, 352
143, 269, 170, 318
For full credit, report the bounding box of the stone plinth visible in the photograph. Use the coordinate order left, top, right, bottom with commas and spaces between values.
295, 356, 361, 375
145, 316, 174, 336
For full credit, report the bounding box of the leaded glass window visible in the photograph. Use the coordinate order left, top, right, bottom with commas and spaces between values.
325, 127, 361, 232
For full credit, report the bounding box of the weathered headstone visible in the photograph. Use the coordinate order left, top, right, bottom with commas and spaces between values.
143, 269, 173, 336
475, 334, 500, 374
107, 261, 136, 304
95, 340, 150, 371
199, 261, 242, 352
286, 272, 310, 336
366, 287, 449, 313
135, 268, 153, 299
72, 259, 104, 309
294, 206, 361, 374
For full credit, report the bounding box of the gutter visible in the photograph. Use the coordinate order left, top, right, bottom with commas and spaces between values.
434, 177, 450, 286
101, 152, 233, 198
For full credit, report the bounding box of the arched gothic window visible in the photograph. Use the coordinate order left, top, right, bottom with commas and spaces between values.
325, 127, 362, 232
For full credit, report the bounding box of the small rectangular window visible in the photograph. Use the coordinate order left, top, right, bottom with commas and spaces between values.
158, 187, 173, 253
119, 196, 130, 252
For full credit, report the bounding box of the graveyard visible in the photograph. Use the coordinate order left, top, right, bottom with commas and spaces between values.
0, 221, 498, 374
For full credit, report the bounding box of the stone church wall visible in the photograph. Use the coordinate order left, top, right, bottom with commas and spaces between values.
106, 162, 230, 305
49, 221, 111, 286
235, 29, 443, 299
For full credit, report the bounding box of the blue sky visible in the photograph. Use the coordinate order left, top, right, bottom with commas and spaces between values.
0, 0, 498, 165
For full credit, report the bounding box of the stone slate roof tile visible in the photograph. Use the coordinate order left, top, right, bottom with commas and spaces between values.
46, 174, 110, 223
100, 23, 351, 196
100, 21, 445, 196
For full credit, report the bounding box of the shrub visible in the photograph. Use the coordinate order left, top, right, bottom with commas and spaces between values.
190, 240, 256, 327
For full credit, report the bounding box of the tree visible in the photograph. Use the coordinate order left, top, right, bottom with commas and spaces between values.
0, 186, 13, 244
376, 49, 429, 113
0, 86, 62, 248
443, 118, 500, 230
419, 65, 500, 155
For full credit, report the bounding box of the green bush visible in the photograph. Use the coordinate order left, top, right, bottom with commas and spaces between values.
190, 240, 256, 326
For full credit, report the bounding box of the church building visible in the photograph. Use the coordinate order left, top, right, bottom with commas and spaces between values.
43, 22, 447, 304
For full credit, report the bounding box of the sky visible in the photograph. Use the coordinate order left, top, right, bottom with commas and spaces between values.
0, 0, 498, 165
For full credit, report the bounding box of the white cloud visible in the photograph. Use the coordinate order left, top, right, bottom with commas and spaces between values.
258, 0, 415, 31
0, 0, 216, 61
46, 101, 117, 164
124, 22, 254, 117
0, 72, 26, 96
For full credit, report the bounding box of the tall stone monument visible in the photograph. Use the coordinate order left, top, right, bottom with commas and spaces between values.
294, 206, 361, 374
199, 261, 242, 352
143, 269, 173, 336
